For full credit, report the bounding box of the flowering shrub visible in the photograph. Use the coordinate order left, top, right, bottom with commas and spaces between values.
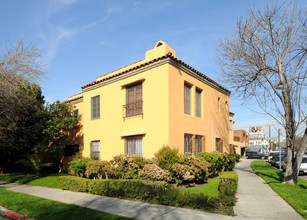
85, 160, 115, 179
111, 154, 150, 179
172, 163, 195, 185
171, 155, 210, 185
139, 164, 172, 182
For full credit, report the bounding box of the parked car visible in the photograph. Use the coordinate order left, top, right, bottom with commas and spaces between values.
268, 151, 279, 161
282, 156, 307, 175
246, 151, 268, 159
299, 156, 307, 174
271, 153, 287, 168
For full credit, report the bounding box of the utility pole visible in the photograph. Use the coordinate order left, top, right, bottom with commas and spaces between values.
278, 129, 282, 172
269, 125, 271, 152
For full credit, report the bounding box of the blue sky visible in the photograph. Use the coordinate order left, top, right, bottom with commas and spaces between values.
1, 0, 306, 138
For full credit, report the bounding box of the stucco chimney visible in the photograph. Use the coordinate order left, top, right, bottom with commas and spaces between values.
145, 41, 176, 61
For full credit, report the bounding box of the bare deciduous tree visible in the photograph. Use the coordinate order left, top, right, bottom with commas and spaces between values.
217, 2, 306, 184
0, 40, 45, 143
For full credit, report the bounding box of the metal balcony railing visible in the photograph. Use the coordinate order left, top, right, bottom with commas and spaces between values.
123, 100, 143, 118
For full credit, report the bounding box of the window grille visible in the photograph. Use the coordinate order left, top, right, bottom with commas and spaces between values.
184, 134, 193, 154
126, 135, 143, 156
91, 141, 100, 159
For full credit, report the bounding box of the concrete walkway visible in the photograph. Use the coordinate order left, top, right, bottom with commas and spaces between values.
0, 181, 231, 220
233, 159, 304, 220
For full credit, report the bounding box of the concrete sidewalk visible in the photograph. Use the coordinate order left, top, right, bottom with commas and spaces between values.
0, 181, 231, 220
233, 159, 304, 220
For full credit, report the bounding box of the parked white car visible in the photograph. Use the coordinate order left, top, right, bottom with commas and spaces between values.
299, 156, 307, 174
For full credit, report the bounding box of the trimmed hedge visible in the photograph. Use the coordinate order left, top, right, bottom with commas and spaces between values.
88, 179, 147, 198
57, 174, 238, 214
218, 171, 238, 206
58, 176, 91, 192
88, 179, 220, 212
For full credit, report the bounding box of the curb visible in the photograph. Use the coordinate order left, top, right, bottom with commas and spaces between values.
0, 206, 32, 220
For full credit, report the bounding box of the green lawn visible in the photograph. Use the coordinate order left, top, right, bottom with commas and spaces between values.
0, 188, 132, 220
179, 177, 220, 197
0, 173, 72, 188
251, 160, 307, 219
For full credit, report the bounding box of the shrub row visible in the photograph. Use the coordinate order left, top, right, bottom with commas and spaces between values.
58, 176, 92, 192
218, 171, 238, 206
57, 176, 223, 212
68, 146, 239, 186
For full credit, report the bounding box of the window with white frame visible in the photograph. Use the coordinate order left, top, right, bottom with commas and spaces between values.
91, 141, 100, 160
126, 135, 143, 156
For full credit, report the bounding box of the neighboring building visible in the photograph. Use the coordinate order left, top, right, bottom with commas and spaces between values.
64, 41, 231, 160
249, 137, 269, 153
228, 112, 248, 158
229, 112, 235, 154
233, 129, 249, 158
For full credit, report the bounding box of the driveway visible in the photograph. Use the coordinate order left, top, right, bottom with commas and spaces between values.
299, 174, 307, 181
233, 159, 304, 220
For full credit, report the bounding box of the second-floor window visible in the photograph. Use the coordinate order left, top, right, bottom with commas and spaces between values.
195, 88, 202, 117
229, 120, 233, 130
126, 83, 143, 117
91, 95, 100, 120
184, 83, 192, 115
72, 109, 79, 124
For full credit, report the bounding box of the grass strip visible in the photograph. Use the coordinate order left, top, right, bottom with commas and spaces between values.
178, 177, 220, 197
0, 187, 132, 220
251, 160, 307, 219
0, 173, 73, 188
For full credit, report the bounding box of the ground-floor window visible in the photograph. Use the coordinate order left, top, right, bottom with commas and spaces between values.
126, 135, 143, 156
184, 134, 193, 154
91, 141, 100, 160
229, 144, 234, 154
216, 138, 223, 153
195, 135, 203, 154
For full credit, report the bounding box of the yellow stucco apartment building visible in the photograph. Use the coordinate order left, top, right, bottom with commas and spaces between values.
65, 41, 232, 160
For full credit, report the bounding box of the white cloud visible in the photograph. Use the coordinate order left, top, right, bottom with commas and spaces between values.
47, 0, 78, 17
41, 4, 122, 65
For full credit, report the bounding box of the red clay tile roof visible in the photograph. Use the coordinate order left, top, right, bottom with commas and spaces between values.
229, 111, 235, 115
63, 96, 83, 103
81, 53, 231, 94
96, 59, 144, 80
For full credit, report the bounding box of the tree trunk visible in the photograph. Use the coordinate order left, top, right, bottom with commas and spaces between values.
284, 128, 307, 184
